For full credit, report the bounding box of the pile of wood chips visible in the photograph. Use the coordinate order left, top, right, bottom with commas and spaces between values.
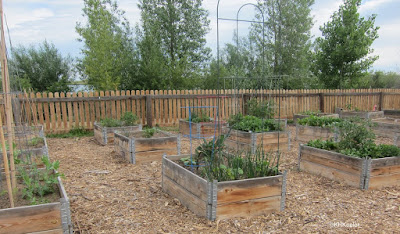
48, 126, 400, 233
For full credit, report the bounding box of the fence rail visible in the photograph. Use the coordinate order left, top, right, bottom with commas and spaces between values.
2, 89, 400, 133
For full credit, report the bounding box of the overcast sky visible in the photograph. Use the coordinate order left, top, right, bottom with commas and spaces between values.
3, 0, 400, 73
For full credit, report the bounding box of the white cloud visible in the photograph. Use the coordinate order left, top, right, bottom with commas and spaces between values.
360, 0, 394, 13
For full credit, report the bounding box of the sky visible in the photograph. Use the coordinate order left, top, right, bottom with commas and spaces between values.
3, 0, 400, 73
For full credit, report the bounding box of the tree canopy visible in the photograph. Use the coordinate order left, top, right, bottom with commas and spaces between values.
313, 0, 379, 89
8, 40, 72, 92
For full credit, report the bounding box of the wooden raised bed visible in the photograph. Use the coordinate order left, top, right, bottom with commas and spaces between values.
383, 109, 400, 118
293, 113, 339, 123
338, 110, 384, 119
114, 130, 180, 164
0, 177, 73, 233
299, 145, 400, 189
94, 122, 142, 145
162, 155, 286, 220
179, 119, 227, 138
295, 124, 336, 143
223, 128, 290, 153
372, 118, 400, 138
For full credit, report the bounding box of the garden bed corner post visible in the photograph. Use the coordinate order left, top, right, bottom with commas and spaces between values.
207, 180, 217, 221
129, 138, 136, 164
361, 158, 372, 190
280, 170, 287, 211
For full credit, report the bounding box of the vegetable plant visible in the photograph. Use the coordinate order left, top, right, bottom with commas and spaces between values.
306, 118, 400, 159
228, 114, 282, 132
297, 115, 342, 128
99, 112, 139, 127
142, 127, 159, 138
187, 110, 211, 123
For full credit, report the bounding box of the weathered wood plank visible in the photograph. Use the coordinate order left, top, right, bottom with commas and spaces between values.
163, 156, 208, 201
217, 176, 282, 205
301, 146, 363, 168
0, 203, 62, 234
216, 196, 281, 220
368, 173, 400, 189
162, 175, 207, 217
301, 152, 362, 175
300, 159, 361, 187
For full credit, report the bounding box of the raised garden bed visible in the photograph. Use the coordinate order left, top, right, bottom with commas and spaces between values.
114, 130, 180, 164
0, 176, 72, 233
338, 110, 384, 119
298, 145, 400, 189
372, 118, 400, 138
295, 124, 336, 143
179, 119, 227, 138
94, 122, 142, 145
162, 154, 286, 220
293, 113, 338, 123
383, 109, 400, 118
223, 128, 290, 153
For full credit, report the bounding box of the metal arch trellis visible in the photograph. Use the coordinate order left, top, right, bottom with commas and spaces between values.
216, 0, 285, 154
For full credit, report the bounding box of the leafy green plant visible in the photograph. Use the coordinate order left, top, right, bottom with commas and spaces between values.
28, 137, 44, 147
246, 98, 275, 119
142, 127, 159, 138
297, 115, 342, 127
121, 112, 139, 126
187, 110, 211, 123
307, 118, 400, 159
300, 110, 321, 115
18, 156, 63, 205
100, 112, 139, 127
228, 114, 282, 132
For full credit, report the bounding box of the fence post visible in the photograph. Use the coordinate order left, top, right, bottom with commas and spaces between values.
319, 93, 324, 112
379, 92, 384, 111
146, 95, 153, 127
243, 93, 250, 115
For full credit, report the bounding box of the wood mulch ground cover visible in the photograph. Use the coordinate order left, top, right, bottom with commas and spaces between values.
48, 126, 400, 233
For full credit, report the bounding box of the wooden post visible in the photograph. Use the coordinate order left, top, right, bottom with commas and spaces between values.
0, 109, 14, 207
319, 93, 324, 113
0, 0, 16, 189
379, 92, 384, 111
243, 93, 250, 115
146, 95, 153, 127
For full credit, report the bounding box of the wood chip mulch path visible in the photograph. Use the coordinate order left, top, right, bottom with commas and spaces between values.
48, 126, 400, 233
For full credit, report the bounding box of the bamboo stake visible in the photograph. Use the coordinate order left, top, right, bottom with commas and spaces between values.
0, 0, 16, 189
0, 108, 14, 207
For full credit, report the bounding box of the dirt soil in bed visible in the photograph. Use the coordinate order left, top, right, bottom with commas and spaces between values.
47, 126, 400, 233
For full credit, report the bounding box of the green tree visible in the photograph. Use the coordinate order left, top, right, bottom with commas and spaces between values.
137, 0, 211, 89
313, 0, 379, 89
76, 0, 137, 90
8, 41, 72, 92
251, 0, 314, 87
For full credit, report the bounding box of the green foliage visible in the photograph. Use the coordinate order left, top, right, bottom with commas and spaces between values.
47, 127, 94, 138
142, 127, 158, 138
228, 114, 282, 133
297, 115, 342, 127
99, 112, 139, 127
307, 118, 400, 159
307, 138, 338, 151
18, 156, 63, 205
251, 0, 315, 83
313, 0, 379, 89
360, 71, 400, 89
137, 0, 211, 89
300, 110, 321, 115
120, 112, 139, 126
28, 137, 44, 147
8, 41, 72, 92
187, 111, 211, 123
99, 117, 122, 127
76, 0, 137, 90
247, 98, 275, 119
184, 135, 279, 182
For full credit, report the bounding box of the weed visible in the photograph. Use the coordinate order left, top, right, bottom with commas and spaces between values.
47, 126, 93, 138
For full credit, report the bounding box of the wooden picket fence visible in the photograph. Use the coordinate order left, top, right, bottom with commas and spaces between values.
2, 89, 400, 133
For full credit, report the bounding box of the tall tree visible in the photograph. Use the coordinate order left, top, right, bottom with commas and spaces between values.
76, 0, 137, 90
8, 41, 72, 92
137, 0, 211, 89
313, 0, 379, 89
251, 0, 314, 88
